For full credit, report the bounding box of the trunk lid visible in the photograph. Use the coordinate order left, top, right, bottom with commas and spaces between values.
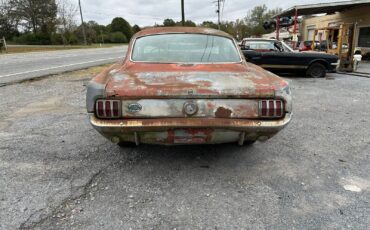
105, 63, 282, 99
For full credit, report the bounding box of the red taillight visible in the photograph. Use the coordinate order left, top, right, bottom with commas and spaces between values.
112, 101, 119, 117
95, 99, 121, 118
259, 100, 284, 118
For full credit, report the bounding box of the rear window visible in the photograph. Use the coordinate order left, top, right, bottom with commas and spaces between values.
131, 34, 241, 63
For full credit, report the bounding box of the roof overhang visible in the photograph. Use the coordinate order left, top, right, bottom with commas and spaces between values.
275, 0, 370, 17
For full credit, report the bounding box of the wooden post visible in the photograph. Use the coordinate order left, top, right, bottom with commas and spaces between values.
0, 37, 7, 53
293, 9, 298, 49
3, 37, 7, 51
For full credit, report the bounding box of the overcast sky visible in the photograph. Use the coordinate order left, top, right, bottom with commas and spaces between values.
80, 0, 348, 26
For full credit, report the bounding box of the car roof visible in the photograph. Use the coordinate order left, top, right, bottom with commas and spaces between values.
133, 27, 234, 39
242, 38, 277, 42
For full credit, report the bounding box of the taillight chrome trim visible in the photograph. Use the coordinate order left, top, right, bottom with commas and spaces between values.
259, 100, 284, 118
95, 99, 121, 119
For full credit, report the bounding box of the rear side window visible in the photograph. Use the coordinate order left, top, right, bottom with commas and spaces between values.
244, 41, 275, 50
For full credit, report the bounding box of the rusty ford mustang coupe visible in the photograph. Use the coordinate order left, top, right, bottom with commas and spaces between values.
86, 27, 292, 146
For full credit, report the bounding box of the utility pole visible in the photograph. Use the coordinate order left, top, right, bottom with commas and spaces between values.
78, 0, 87, 45
181, 0, 185, 26
216, 0, 220, 30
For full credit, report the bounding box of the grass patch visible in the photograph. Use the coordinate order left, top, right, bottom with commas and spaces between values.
68, 64, 112, 79
1, 44, 127, 54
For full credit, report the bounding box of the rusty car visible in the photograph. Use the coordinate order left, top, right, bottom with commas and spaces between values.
86, 27, 292, 146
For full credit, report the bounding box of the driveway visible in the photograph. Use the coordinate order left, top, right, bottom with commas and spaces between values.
356, 61, 370, 74
0, 69, 369, 229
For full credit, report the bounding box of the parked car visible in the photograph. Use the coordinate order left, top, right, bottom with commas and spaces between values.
241, 38, 339, 78
263, 17, 302, 30
299, 40, 320, 51
86, 27, 292, 146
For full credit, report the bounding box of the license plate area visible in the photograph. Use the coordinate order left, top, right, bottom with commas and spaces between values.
172, 129, 212, 144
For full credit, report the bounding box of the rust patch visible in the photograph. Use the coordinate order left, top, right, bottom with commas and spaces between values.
167, 128, 214, 144
215, 107, 232, 118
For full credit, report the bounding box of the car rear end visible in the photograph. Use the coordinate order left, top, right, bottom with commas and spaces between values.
88, 93, 292, 145
87, 28, 292, 145
87, 64, 292, 146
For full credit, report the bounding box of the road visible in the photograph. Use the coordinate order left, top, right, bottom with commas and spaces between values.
0, 46, 127, 85
0, 69, 369, 229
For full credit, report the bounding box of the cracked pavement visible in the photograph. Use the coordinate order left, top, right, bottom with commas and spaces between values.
0, 67, 369, 229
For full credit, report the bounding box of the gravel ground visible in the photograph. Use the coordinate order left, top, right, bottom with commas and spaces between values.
0, 68, 369, 229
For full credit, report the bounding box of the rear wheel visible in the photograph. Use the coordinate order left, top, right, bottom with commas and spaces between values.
244, 140, 256, 145
117, 141, 136, 147
306, 63, 326, 78
238, 140, 256, 146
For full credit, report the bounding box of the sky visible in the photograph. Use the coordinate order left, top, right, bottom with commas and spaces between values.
80, 0, 349, 26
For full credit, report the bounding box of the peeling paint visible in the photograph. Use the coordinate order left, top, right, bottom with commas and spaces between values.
215, 107, 232, 118
121, 99, 259, 118
87, 27, 292, 145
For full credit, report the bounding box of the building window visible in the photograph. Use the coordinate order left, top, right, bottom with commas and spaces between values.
358, 27, 370, 47
306, 25, 316, 40
307, 29, 315, 40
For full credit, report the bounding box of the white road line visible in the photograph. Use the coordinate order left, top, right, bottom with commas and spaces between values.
0, 56, 124, 78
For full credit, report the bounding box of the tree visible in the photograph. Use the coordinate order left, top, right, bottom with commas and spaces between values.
0, 0, 19, 39
175, 20, 196, 27
233, 19, 249, 40
219, 21, 236, 37
110, 32, 127, 43
244, 5, 282, 37
184, 20, 196, 27
56, 0, 77, 45
201, 21, 218, 29
9, 0, 58, 34
163, 18, 176, 27
110, 17, 133, 40
74, 22, 97, 44
132, 24, 141, 33
57, 0, 77, 31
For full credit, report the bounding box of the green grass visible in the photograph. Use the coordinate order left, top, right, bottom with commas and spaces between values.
1, 43, 127, 54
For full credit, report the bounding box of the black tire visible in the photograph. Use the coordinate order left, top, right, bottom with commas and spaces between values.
117, 141, 136, 147
244, 140, 256, 145
306, 63, 326, 78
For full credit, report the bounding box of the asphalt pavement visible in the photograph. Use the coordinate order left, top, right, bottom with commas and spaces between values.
0, 46, 127, 85
0, 69, 369, 229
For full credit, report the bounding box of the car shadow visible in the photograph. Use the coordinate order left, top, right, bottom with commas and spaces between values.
275, 72, 305, 78
116, 142, 264, 172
